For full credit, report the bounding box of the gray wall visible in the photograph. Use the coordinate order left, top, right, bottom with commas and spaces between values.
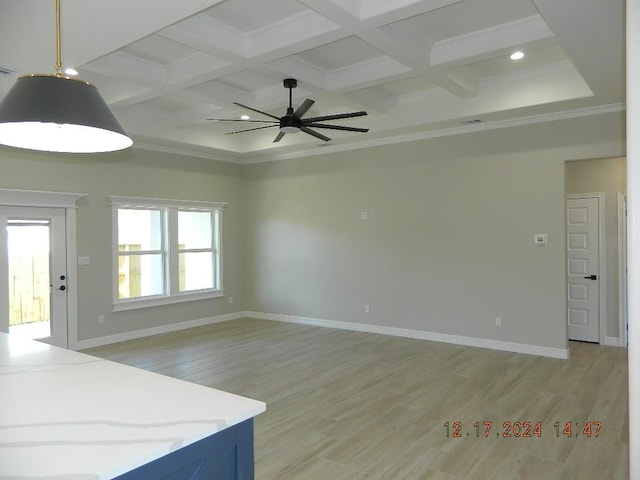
0, 147, 244, 341
566, 156, 627, 340
0, 111, 625, 351
243, 113, 625, 351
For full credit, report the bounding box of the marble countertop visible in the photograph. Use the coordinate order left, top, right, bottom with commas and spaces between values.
0, 333, 265, 479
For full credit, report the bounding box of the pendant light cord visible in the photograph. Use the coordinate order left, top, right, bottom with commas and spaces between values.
55, 0, 62, 76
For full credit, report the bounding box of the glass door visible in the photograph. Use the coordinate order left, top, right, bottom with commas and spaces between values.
0, 207, 67, 348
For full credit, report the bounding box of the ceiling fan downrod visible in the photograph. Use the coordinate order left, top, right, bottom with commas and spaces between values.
281, 78, 299, 132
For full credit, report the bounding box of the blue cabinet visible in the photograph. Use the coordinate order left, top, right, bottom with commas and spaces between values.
114, 419, 255, 480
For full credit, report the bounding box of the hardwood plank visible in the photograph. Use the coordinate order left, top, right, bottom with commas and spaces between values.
84, 318, 629, 479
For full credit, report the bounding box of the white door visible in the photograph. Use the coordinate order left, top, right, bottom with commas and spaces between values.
567, 197, 600, 342
0, 207, 68, 348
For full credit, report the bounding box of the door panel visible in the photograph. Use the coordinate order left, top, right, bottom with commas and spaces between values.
567, 197, 600, 342
0, 207, 67, 348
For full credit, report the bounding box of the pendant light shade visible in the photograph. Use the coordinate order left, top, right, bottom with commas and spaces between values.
0, 0, 132, 154
0, 74, 132, 153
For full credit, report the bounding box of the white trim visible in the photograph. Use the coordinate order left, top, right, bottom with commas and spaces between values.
132, 104, 625, 166
111, 198, 225, 310
109, 195, 227, 210
131, 141, 241, 164
605, 336, 623, 347
0, 189, 86, 349
112, 290, 225, 312
567, 193, 607, 345
626, 2, 640, 473
72, 312, 243, 350
66, 209, 80, 349
73, 311, 570, 358
245, 311, 569, 359
0, 188, 85, 208
242, 104, 625, 164
618, 192, 629, 347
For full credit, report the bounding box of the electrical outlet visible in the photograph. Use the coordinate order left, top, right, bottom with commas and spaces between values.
495, 316, 502, 327
98, 315, 104, 325
364, 304, 370, 313
228, 296, 234, 304
534, 234, 548, 245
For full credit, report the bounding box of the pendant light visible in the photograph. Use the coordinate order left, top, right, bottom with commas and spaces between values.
0, 0, 132, 153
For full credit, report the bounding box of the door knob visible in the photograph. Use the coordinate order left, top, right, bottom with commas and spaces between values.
584, 274, 597, 280
58, 285, 66, 291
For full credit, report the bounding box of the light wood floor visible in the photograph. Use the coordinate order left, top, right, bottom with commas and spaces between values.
84, 318, 629, 479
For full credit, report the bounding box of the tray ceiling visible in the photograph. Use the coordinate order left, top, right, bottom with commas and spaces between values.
0, 0, 624, 162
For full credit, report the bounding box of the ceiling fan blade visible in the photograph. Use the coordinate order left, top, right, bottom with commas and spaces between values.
300, 126, 331, 142
233, 102, 280, 120
225, 125, 277, 135
207, 118, 278, 123
293, 99, 315, 118
304, 123, 369, 133
301, 111, 367, 123
273, 131, 286, 143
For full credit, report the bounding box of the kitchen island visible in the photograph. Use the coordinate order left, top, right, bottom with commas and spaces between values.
0, 332, 265, 479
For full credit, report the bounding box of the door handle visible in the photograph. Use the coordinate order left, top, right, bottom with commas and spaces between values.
58, 285, 66, 291
584, 275, 597, 280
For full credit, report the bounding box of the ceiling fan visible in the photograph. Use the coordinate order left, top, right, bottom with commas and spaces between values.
208, 78, 369, 143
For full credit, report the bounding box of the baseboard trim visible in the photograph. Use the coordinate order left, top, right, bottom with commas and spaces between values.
72, 312, 243, 350
604, 336, 622, 347
244, 311, 570, 359
72, 310, 571, 359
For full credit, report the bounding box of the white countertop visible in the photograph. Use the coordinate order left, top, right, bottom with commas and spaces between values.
0, 333, 265, 479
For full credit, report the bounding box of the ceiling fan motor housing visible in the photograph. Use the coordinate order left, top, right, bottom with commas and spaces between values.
280, 111, 301, 132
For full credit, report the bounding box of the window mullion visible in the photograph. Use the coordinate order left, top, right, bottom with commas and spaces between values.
166, 208, 178, 296
119, 249, 164, 256
178, 248, 212, 254
215, 209, 222, 291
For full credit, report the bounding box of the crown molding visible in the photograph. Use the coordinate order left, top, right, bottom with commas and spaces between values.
242, 103, 625, 163
133, 103, 624, 165
133, 140, 244, 164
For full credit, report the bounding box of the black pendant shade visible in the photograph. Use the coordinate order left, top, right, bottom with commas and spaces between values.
0, 74, 132, 153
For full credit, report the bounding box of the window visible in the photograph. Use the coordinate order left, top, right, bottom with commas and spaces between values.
111, 196, 226, 310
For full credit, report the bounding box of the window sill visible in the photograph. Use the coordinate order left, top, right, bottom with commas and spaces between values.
113, 290, 224, 312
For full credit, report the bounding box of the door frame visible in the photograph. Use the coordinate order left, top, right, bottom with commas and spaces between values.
0, 188, 86, 349
567, 192, 606, 345
618, 192, 628, 347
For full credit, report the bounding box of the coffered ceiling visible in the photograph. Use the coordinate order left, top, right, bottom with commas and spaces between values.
0, 0, 625, 162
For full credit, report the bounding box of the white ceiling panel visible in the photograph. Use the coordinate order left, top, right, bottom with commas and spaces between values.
203, 0, 311, 35
293, 36, 385, 71
0, 0, 624, 162
215, 70, 281, 93
122, 35, 198, 66
447, 44, 570, 81
392, 0, 540, 42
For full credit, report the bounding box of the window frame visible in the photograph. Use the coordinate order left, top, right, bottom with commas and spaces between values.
110, 196, 226, 311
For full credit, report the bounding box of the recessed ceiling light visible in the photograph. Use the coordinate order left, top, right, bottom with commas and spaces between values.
240, 114, 250, 120
64, 67, 78, 76
510, 51, 525, 61
0, 65, 17, 76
